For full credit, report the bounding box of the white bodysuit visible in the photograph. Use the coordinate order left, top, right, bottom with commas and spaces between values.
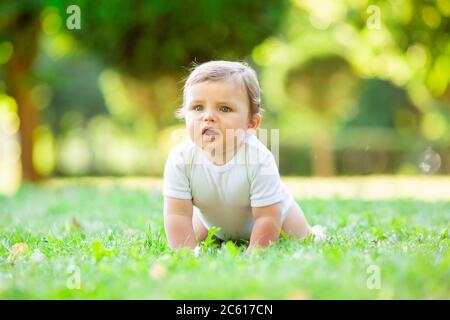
163, 133, 293, 240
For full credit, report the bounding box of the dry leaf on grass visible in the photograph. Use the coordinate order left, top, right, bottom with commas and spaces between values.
149, 263, 167, 280
7, 243, 29, 264
72, 217, 83, 230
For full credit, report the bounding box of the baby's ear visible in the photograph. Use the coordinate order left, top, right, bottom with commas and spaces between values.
247, 114, 261, 130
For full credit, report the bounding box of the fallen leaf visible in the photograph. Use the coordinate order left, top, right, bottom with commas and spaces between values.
72, 217, 82, 230
149, 263, 166, 280
7, 243, 29, 264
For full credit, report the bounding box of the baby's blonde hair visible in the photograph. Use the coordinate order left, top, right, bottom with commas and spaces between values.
176, 60, 263, 119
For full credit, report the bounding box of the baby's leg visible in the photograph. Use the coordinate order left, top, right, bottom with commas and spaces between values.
281, 201, 311, 239
192, 211, 208, 242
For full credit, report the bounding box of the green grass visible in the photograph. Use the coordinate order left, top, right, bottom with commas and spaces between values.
0, 182, 449, 299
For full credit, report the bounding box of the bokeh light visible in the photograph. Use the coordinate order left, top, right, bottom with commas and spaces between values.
0, 94, 21, 194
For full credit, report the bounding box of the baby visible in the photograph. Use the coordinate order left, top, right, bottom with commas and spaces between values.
163, 60, 316, 255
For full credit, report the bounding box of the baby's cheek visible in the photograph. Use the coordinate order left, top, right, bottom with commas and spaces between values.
186, 123, 196, 137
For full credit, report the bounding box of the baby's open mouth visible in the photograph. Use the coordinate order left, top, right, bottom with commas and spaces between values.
202, 128, 219, 136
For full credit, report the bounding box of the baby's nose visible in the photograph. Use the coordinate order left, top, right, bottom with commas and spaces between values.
203, 110, 216, 122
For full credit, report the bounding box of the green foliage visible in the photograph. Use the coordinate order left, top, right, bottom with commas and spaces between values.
91, 241, 114, 262
201, 226, 222, 253
344, 79, 417, 128
257, 0, 450, 161
52, 0, 288, 79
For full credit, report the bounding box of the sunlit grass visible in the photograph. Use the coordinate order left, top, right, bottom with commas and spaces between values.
0, 179, 449, 299
44, 175, 450, 200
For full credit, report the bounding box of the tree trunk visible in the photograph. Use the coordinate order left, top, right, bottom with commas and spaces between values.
311, 130, 336, 176
5, 13, 41, 181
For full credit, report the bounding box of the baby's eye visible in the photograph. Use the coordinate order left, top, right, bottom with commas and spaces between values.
193, 105, 203, 111
219, 106, 231, 112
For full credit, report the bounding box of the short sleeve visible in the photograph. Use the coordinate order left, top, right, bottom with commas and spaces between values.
162, 148, 192, 200
249, 153, 283, 207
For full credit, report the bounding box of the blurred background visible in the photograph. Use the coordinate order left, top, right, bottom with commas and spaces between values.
0, 0, 449, 195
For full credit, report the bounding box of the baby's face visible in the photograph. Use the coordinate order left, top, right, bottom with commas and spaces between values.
184, 79, 257, 156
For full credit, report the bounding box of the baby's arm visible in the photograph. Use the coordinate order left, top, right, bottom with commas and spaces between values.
246, 202, 282, 255
164, 196, 197, 250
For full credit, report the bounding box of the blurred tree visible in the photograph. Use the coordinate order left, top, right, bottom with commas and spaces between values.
65, 0, 288, 79
0, 0, 288, 180
286, 56, 358, 175
254, 0, 450, 175
344, 78, 418, 128
1, 2, 42, 180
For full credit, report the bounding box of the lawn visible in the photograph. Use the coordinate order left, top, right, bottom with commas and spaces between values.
0, 178, 448, 299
